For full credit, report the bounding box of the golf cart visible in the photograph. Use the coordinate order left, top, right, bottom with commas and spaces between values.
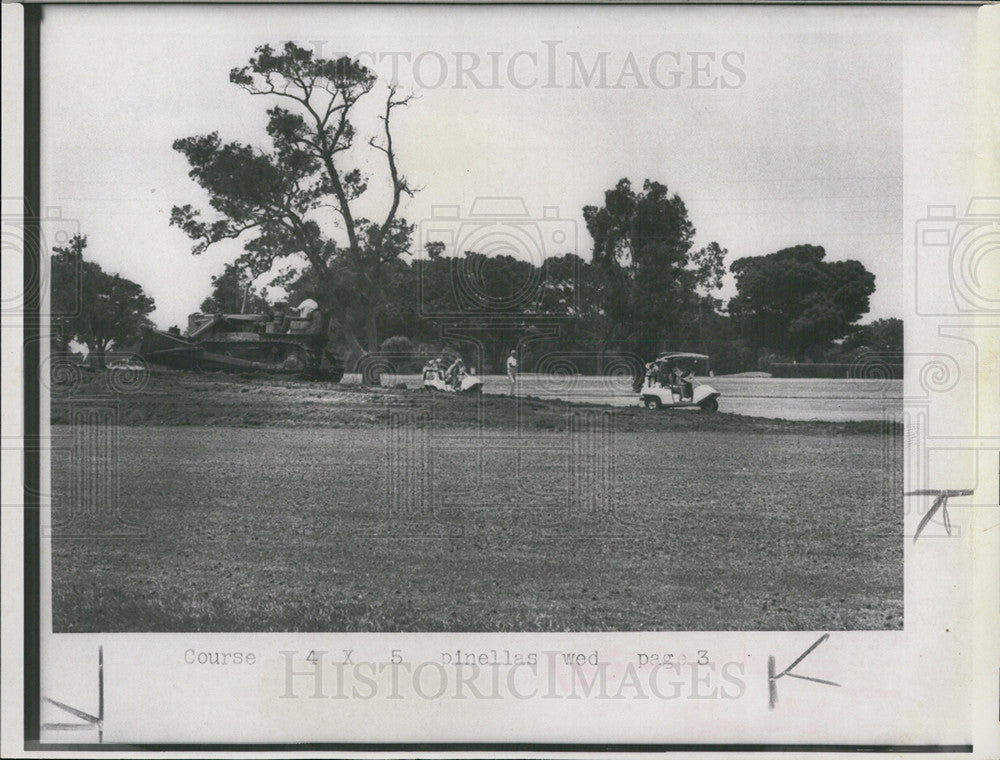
422, 361, 484, 394
635, 352, 721, 412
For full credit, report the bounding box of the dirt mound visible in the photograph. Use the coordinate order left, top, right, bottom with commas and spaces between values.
50, 367, 896, 435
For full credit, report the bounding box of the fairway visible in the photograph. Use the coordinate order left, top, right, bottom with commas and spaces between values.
50, 414, 902, 632
362, 374, 904, 421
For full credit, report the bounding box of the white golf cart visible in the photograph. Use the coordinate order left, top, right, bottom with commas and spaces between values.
636, 352, 721, 412
422, 362, 484, 394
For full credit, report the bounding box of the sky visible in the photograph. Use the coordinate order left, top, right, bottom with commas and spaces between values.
40, 4, 904, 330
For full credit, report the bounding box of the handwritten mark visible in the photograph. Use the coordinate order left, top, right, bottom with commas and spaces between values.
905, 489, 974, 542
42, 645, 103, 743
768, 634, 840, 709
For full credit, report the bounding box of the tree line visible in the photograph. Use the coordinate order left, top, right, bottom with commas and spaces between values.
194, 202, 895, 375
50, 42, 901, 375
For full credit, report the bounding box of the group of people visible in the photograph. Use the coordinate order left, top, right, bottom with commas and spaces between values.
644, 359, 694, 400
425, 355, 471, 390
423, 350, 518, 393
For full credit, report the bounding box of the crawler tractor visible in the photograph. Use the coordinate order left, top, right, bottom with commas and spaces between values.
140, 310, 344, 381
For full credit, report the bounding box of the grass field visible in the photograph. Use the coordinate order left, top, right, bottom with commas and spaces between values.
50, 371, 903, 632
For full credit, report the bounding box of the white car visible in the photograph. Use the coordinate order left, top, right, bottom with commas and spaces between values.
422, 363, 484, 394
636, 352, 720, 412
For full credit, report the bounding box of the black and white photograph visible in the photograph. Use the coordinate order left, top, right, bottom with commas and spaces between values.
2, 0, 998, 753
42, 4, 908, 634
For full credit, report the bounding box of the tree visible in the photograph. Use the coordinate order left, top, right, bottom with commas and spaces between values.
200, 261, 270, 314
581, 178, 727, 354
171, 42, 415, 358
842, 317, 903, 354
400, 179, 728, 369
728, 244, 876, 360
51, 234, 155, 368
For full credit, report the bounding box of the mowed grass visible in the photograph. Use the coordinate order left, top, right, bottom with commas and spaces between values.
50, 418, 902, 631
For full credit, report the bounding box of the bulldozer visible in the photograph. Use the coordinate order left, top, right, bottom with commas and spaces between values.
140, 308, 344, 381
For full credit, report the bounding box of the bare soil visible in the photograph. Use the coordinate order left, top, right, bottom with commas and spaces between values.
49, 369, 903, 631
51, 368, 895, 435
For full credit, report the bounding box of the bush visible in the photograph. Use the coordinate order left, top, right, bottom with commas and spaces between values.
372, 336, 446, 374
380, 335, 415, 355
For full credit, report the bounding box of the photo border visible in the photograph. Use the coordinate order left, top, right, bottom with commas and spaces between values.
11, 1, 993, 754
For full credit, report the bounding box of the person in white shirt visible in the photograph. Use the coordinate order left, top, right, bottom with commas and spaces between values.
282, 295, 320, 333
296, 297, 319, 319
506, 350, 518, 395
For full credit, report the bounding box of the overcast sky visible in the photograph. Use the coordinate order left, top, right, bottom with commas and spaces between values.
41, 4, 904, 330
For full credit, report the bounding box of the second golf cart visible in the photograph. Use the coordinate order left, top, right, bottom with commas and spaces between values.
634, 352, 721, 412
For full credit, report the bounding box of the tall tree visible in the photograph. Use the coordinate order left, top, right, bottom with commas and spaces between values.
200, 261, 271, 314
728, 244, 876, 360
51, 234, 156, 368
582, 178, 727, 353
171, 42, 415, 358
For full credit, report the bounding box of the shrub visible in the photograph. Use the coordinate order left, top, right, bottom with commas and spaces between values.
380, 335, 415, 355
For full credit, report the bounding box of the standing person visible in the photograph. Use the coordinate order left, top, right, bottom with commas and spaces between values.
506, 349, 518, 395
